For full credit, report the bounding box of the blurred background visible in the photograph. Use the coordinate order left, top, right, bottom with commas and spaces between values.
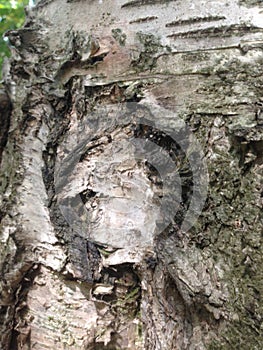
0, 0, 29, 77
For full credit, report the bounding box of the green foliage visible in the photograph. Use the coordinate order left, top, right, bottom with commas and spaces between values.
0, 0, 28, 76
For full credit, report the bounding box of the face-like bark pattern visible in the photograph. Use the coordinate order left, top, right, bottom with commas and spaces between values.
57, 125, 160, 249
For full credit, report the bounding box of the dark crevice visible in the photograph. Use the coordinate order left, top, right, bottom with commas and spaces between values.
0, 90, 11, 164
79, 188, 97, 203
55, 53, 107, 85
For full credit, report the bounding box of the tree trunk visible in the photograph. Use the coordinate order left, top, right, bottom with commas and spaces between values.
0, 0, 262, 349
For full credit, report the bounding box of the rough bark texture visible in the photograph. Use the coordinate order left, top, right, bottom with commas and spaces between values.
0, 0, 262, 349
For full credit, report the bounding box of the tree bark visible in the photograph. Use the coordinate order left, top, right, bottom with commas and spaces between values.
0, 0, 262, 349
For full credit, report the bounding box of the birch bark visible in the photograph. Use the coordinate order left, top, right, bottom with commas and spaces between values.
0, 0, 262, 349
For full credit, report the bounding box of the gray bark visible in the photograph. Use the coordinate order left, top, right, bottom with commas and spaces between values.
0, 0, 262, 349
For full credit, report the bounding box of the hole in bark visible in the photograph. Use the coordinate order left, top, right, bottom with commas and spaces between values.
80, 188, 97, 203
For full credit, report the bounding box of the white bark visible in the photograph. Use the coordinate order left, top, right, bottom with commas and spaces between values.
0, 0, 262, 349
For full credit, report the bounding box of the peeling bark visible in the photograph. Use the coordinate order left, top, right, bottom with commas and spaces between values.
0, 0, 262, 349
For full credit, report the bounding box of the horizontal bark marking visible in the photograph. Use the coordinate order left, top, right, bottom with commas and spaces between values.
129, 16, 158, 24
121, 0, 176, 8
167, 24, 263, 39
239, 0, 263, 6
166, 16, 226, 28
